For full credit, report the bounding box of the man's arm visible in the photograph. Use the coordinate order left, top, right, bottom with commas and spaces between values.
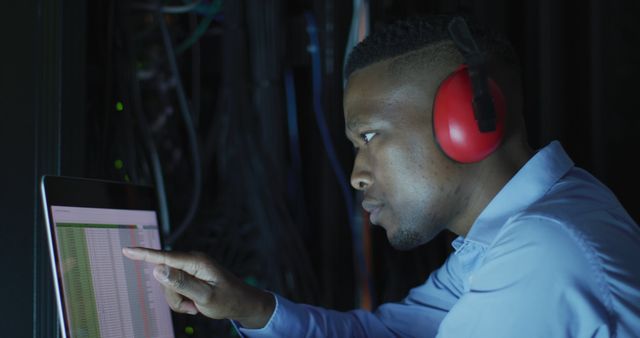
236, 248, 468, 338
123, 245, 465, 337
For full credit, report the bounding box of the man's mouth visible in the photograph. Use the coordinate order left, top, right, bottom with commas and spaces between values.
369, 206, 382, 224
362, 200, 383, 225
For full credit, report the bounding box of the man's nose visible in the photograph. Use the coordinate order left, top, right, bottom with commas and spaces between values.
350, 156, 373, 191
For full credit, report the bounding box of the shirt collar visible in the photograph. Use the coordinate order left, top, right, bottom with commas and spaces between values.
463, 141, 574, 246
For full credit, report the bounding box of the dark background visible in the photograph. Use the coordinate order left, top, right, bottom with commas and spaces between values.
1, 0, 638, 337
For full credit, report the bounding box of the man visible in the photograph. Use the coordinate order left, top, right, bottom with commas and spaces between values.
123, 15, 640, 337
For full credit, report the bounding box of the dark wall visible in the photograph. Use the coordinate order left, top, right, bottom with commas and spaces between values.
0, 1, 38, 335
0, 0, 86, 336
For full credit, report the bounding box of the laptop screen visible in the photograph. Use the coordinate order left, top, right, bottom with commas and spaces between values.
42, 176, 175, 338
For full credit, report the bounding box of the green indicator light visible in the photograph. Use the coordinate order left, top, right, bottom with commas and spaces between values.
244, 276, 258, 287
124, 174, 130, 182
185, 326, 194, 335
116, 101, 124, 111
114, 159, 124, 170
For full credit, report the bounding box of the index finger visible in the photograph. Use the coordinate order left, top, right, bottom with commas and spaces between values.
122, 247, 201, 276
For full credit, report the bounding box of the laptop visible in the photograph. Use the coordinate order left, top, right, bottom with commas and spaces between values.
40, 175, 175, 338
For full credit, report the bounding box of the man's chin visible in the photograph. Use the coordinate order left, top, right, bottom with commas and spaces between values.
386, 227, 423, 251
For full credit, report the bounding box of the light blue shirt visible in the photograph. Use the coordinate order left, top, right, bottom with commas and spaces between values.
238, 141, 640, 337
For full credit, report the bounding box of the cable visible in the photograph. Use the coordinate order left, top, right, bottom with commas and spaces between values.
284, 68, 302, 176
131, 0, 202, 14
343, 0, 370, 86
133, 99, 173, 244
155, 8, 203, 246
284, 67, 315, 248
123, 7, 173, 244
132, 1, 222, 54
304, 12, 354, 223
343, 0, 375, 309
189, 11, 201, 127
304, 11, 371, 308
175, 0, 222, 54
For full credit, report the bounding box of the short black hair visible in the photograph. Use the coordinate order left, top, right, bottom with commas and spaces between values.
344, 15, 519, 79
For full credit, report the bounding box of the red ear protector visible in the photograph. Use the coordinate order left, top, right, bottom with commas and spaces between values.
433, 65, 506, 163
432, 17, 507, 163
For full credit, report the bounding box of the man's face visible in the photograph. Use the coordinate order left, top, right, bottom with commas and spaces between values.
344, 61, 470, 250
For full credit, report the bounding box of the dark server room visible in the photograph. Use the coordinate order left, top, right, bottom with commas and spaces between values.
1, 0, 639, 337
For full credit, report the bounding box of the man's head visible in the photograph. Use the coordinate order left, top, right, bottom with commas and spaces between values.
343, 16, 529, 250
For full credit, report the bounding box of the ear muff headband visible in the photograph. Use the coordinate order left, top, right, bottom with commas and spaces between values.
432, 17, 507, 163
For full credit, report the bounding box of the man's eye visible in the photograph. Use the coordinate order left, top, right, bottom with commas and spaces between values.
361, 132, 376, 144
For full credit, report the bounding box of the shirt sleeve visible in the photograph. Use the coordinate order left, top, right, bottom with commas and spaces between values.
435, 216, 613, 338
237, 250, 467, 338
